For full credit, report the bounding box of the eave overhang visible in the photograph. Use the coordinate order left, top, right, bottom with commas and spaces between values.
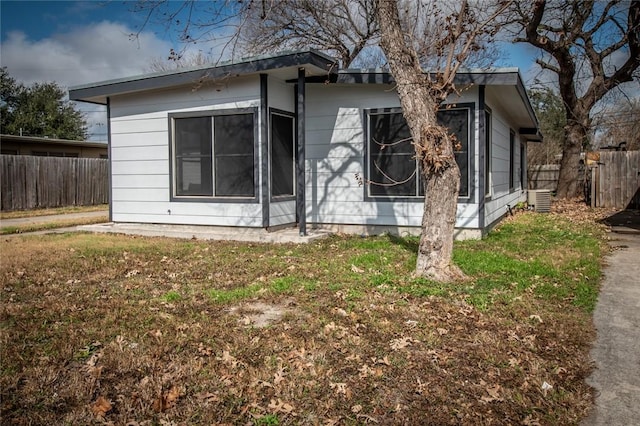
69, 50, 338, 105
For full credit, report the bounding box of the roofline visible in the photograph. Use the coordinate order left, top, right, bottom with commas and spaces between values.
68, 48, 540, 137
69, 50, 338, 105
303, 68, 522, 85
304, 68, 541, 133
0, 134, 107, 148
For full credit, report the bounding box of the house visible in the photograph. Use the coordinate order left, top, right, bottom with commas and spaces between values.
69, 50, 541, 239
0, 134, 108, 158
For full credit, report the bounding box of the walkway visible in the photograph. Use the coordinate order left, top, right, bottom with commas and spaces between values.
583, 227, 640, 425
0, 210, 108, 227
1, 210, 329, 244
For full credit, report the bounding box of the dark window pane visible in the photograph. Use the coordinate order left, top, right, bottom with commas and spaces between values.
369, 113, 413, 155
369, 112, 417, 197
370, 153, 417, 196
437, 108, 469, 197
214, 114, 254, 197
368, 109, 470, 198
215, 156, 254, 196
214, 114, 254, 155
174, 117, 212, 196
271, 113, 294, 197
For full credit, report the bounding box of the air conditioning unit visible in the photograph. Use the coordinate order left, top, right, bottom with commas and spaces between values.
528, 189, 552, 212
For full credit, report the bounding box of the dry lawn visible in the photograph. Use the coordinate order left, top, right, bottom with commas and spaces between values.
0, 201, 611, 425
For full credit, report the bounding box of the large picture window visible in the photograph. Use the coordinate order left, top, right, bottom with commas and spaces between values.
367, 107, 470, 199
170, 109, 256, 200
270, 111, 295, 197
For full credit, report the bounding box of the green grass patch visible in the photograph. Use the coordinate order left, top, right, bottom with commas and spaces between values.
0, 204, 108, 220
452, 214, 603, 311
161, 291, 182, 302
207, 283, 264, 303
0, 215, 108, 234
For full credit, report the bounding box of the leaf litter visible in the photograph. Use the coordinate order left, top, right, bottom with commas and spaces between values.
0, 203, 607, 424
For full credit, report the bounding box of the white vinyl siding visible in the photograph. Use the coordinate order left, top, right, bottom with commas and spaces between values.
483, 101, 527, 227
109, 76, 265, 227
305, 84, 480, 230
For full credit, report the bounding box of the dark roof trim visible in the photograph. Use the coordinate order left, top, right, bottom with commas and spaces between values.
0, 134, 107, 148
519, 127, 543, 142
298, 68, 522, 86
69, 50, 338, 105
513, 72, 541, 140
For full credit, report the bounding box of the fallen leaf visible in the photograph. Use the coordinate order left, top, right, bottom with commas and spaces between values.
91, 395, 112, 418
153, 386, 181, 412
529, 314, 543, 323
274, 366, 286, 385
350, 264, 364, 273
390, 337, 417, 350
334, 307, 348, 317
196, 392, 220, 404
374, 356, 391, 366
268, 398, 295, 415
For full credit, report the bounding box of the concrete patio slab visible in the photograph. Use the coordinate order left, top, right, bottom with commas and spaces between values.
79, 222, 332, 244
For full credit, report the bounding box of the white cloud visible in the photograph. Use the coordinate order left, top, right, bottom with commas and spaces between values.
0, 21, 172, 140
1, 21, 172, 86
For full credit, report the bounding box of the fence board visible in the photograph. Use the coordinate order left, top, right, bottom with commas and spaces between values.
596, 151, 640, 209
0, 155, 109, 211
528, 165, 560, 190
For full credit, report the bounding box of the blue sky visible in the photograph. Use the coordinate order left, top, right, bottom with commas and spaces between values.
0, 0, 545, 140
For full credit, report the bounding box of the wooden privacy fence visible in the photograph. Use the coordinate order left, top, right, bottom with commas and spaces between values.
0, 155, 108, 211
528, 164, 586, 192
528, 165, 560, 191
589, 151, 640, 209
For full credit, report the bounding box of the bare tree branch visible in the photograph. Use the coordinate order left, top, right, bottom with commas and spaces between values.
509, 0, 640, 198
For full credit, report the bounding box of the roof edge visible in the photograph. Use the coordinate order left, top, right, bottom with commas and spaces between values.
0, 134, 108, 147
70, 50, 338, 104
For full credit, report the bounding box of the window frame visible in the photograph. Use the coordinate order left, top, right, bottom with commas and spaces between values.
269, 108, 296, 201
484, 106, 492, 199
168, 107, 259, 203
364, 104, 474, 202
520, 142, 526, 190
509, 129, 515, 192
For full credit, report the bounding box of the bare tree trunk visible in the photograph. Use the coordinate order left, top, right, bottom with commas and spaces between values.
556, 122, 585, 198
417, 158, 464, 281
377, 0, 465, 281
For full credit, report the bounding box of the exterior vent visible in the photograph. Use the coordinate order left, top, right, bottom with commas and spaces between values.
528, 189, 552, 213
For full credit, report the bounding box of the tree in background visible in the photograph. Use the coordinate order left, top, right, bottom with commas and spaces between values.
131, 0, 511, 281
509, 0, 640, 198
0, 68, 87, 140
528, 87, 567, 166
239, 0, 379, 68
594, 98, 640, 150
146, 51, 214, 73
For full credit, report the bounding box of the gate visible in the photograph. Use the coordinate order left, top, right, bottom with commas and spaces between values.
590, 151, 640, 209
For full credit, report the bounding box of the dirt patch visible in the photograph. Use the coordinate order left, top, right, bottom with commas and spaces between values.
229, 299, 296, 327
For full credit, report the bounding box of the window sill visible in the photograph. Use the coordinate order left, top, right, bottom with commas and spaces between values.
170, 196, 259, 204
